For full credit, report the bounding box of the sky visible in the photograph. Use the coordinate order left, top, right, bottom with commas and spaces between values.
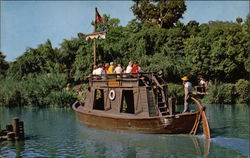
1, 1, 249, 61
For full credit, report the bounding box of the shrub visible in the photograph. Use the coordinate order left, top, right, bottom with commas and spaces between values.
0, 73, 77, 108
203, 81, 225, 104
20, 73, 73, 107
203, 82, 236, 104
44, 91, 76, 108
0, 77, 26, 107
235, 79, 249, 104
220, 83, 235, 104
167, 83, 184, 104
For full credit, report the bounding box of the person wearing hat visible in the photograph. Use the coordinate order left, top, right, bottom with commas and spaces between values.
181, 76, 192, 113
107, 62, 114, 74
66, 83, 71, 91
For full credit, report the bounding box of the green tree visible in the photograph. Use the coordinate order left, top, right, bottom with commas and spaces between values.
0, 52, 9, 79
7, 40, 57, 79
131, 0, 186, 28
236, 17, 243, 24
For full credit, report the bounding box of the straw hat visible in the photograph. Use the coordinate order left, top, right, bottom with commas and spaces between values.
181, 76, 189, 81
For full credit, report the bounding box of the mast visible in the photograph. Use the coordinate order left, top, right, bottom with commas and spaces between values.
78, 8, 106, 69
93, 8, 97, 67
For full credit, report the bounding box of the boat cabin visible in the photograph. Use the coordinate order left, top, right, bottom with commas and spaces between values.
83, 72, 175, 117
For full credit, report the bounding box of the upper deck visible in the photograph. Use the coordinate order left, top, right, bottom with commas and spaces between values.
89, 72, 165, 88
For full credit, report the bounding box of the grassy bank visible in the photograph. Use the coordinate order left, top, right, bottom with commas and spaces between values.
0, 73, 77, 108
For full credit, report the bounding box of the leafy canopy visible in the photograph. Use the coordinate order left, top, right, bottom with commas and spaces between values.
131, 0, 186, 28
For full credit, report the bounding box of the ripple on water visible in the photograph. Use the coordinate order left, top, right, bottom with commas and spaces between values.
212, 136, 250, 156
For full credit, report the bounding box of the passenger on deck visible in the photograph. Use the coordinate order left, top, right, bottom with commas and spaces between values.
138, 63, 142, 72
92, 65, 98, 75
131, 61, 140, 77
125, 61, 133, 73
199, 77, 206, 93
114, 63, 123, 74
131, 61, 139, 73
103, 63, 109, 74
107, 62, 114, 74
96, 64, 104, 75
93, 64, 104, 80
181, 76, 192, 113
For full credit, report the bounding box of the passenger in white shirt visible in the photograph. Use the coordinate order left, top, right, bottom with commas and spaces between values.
114, 64, 123, 74
92, 64, 104, 80
125, 61, 133, 73
92, 65, 98, 75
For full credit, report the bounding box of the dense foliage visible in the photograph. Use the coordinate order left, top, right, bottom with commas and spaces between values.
131, 0, 186, 28
0, 52, 9, 79
202, 79, 249, 104
235, 79, 250, 104
0, 2, 249, 107
0, 73, 76, 108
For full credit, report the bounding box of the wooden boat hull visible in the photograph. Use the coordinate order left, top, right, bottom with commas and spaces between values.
73, 101, 199, 134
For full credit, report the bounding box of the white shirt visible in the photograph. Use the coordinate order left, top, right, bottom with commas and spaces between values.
184, 82, 192, 95
200, 80, 206, 85
93, 68, 104, 75
92, 69, 98, 75
138, 66, 141, 72
125, 65, 132, 73
114, 66, 123, 74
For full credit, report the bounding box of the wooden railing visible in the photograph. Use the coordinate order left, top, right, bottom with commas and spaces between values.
90, 72, 157, 81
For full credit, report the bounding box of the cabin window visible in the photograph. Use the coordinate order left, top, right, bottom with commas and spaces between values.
121, 90, 134, 114
93, 89, 104, 110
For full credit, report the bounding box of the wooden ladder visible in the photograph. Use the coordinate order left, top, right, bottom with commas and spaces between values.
152, 75, 169, 116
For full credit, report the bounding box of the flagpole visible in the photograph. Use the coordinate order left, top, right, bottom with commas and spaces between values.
93, 8, 97, 68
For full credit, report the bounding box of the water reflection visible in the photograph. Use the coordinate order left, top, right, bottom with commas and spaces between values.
0, 141, 25, 158
205, 104, 249, 139
0, 105, 249, 157
75, 126, 211, 158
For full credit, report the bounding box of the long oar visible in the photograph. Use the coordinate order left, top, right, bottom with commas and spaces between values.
191, 97, 211, 139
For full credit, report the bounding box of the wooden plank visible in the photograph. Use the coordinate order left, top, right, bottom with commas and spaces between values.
108, 81, 120, 87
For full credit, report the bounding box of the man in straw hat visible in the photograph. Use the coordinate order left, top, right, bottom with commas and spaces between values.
181, 76, 192, 113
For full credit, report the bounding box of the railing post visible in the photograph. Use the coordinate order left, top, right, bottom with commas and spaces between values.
19, 120, 25, 140
12, 117, 20, 140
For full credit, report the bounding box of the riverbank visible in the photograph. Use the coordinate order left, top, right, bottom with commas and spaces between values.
0, 75, 248, 108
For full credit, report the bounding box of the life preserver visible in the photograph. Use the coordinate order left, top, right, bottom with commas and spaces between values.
109, 90, 115, 100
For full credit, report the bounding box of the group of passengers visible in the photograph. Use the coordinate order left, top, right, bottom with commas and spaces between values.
92, 61, 141, 76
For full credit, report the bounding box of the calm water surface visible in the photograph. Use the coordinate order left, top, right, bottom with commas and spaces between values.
0, 104, 249, 158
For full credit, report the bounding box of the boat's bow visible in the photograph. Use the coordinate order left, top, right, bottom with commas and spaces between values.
191, 97, 211, 139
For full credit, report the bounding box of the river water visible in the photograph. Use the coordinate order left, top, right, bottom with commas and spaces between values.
0, 104, 249, 158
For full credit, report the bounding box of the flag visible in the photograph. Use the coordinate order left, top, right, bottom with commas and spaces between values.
96, 8, 105, 24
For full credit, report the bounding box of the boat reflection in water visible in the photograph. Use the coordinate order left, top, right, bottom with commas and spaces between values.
76, 125, 211, 158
